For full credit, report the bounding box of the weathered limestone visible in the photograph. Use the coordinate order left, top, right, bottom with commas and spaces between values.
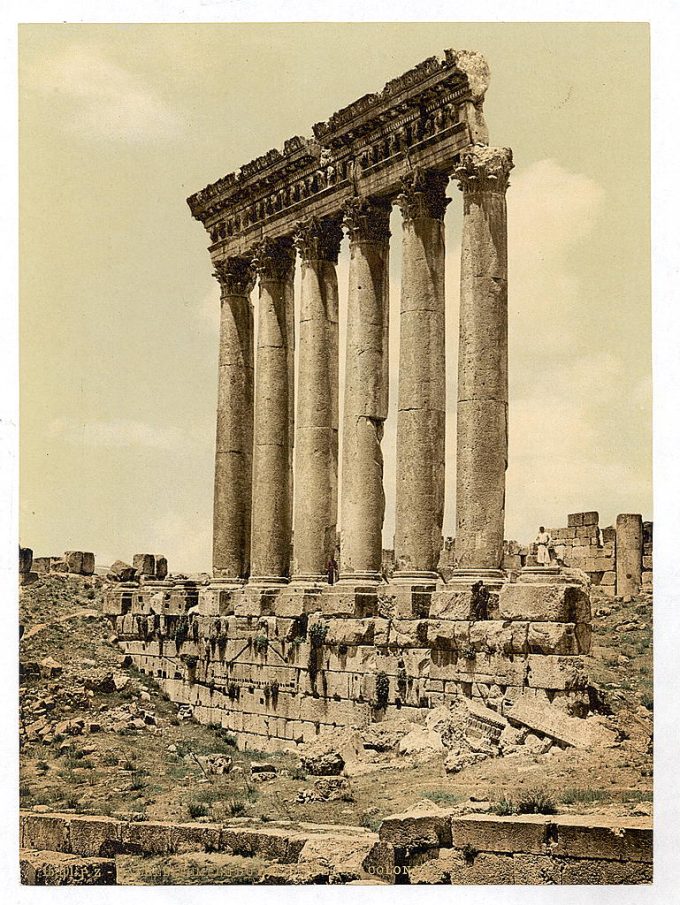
453, 146, 513, 576
393, 170, 448, 581
250, 238, 296, 583
292, 217, 342, 581
339, 197, 391, 581
212, 257, 256, 580
616, 513, 643, 600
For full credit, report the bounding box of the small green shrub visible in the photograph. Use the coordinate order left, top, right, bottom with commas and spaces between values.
491, 795, 516, 816
517, 789, 557, 815
188, 801, 209, 819
253, 634, 269, 655
375, 672, 390, 710
227, 799, 246, 817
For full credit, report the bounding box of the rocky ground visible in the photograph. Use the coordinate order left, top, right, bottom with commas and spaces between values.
19, 575, 652, 883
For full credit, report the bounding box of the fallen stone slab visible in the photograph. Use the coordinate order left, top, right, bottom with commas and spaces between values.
505, 698, 618, 748
20, 849, 116, 885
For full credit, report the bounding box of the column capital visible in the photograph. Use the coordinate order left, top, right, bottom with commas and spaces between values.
453, 145, 514, 195
294, 216, 343, 264
395, 168, 451, 222
342, 196, 391, 244
213, 256, 256, 296
251, 236, 295, 282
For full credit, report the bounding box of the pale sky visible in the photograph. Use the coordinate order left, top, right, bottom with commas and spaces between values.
19, 22, 651, 572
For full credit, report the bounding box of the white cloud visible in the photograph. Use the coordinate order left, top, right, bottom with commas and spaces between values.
28, 44, 183, 142
46, 417, 187, 451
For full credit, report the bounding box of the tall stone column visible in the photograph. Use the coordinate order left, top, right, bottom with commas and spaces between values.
250, 237, 296, 583
212, 257, 256, 580
453, 146, 514, 577
394, 170, 449, 582
292, 217, 343, 581
616, 513, 643, 600
340, 197, 391, 582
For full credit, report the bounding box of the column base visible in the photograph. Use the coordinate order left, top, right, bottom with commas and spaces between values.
447, 568, 506, 589
210, 576, 247, 590
337, 571, 381, 586
521, 565, 561, 576
391, 570, 439, 588
290, 573, 328, 587
248, 575, 290, 588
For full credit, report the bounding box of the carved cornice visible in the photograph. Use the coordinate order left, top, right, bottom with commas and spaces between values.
251, 237, 295, 282
294, 216, 343, 264
342, 197, 392, 244
187, 49, 489, 259
213, 257, 256, 296
395, 168, 451, 222
453, 145, 514, 195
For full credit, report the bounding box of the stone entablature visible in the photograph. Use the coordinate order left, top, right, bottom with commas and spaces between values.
187, 50, 488, 259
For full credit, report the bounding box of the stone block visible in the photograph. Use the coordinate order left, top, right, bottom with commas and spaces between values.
325, 618, 375, 646
51, 560, 69, 573
389, 619, 429, 647
20, 850, 116, 886
452, 814, 551, 855
21, 813, 70, 853
19, 546, 33, 573
525, 655, 589, 690
527, 623, 579, 655
642, 572, 653, 586
582, 511, 599, 526
155, 556, 168, 580
20, 571, 39, 586
550, 815, 652, 862
69, 815, 122, 857
430, 589, 474, 620
432, 850, 513, 884
33, 556, 56, 573
643, 555, 653, 570
567, 513, 583, 528
64, 551, 83, 573
511, 853, 561, 884
601, 571, 616, 586
132, 553, 156, 577
498, 582, 591, 623
379, 804, 453, 848
559, 857, 652, 884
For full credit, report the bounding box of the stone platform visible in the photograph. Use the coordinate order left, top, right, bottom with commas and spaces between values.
104, 570, 593, 752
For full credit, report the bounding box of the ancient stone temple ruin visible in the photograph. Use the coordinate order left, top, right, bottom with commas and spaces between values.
104, 50, 597, 750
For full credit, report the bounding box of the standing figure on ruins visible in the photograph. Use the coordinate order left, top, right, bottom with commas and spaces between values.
535, 526, 552, 566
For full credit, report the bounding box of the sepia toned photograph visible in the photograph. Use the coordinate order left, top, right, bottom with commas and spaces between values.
14, 15, 662, 889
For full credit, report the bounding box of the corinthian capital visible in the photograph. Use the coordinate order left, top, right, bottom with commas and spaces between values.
294, 216, 343, 264
342, 197, 392, 244
251, 236, 295, 282
395, 168, 451, 222
213, 256, 256, 296
453, 145, 513, 195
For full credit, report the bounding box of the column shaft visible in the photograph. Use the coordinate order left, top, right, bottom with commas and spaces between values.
394, 171, 449, 578
212, 258, 255, 579
340, 198, 391, 580
293, 218, 342, 579
250, 238, 295, 581
454, 147, 513, 573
